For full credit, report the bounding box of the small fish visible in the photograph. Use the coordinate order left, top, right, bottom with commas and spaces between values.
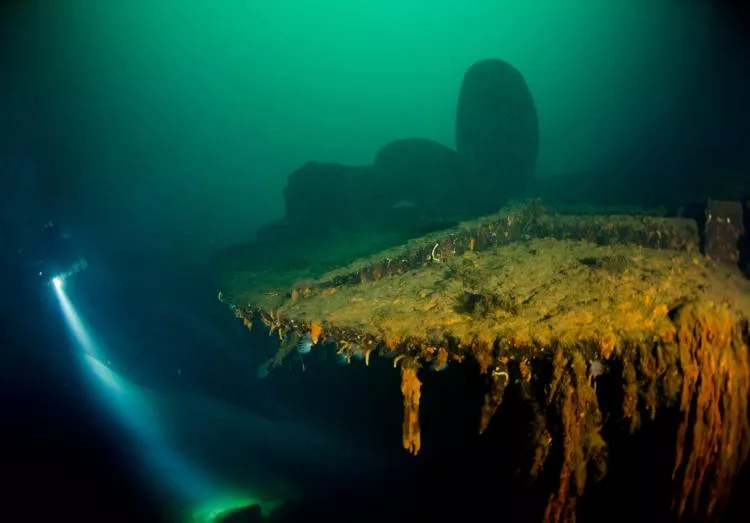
297, 332, 313, 354
589, 359, 605, 378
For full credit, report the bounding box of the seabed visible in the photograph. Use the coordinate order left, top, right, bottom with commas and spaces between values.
217, 202, 750, 523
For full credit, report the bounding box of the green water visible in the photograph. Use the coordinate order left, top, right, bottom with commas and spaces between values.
2, 0, 723, 257
2, 2, 748, 521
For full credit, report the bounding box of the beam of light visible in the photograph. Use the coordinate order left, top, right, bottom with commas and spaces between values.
54, 282, 98, 358
52, 282, 277, 520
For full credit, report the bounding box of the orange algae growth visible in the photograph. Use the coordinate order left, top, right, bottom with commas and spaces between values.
598, 333, 616, 359
519, 358, 532, 382
621, 352, 641, 432
400, 364, 422, 455
542, 351, 606, 523
671, 301, 750, 519
309, 322, 323, 344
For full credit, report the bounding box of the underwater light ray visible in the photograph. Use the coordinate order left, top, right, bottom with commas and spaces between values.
54, 283, 98, 358
52, 283, 265, 516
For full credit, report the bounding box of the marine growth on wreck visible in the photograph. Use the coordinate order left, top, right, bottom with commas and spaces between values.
215, 54, 750, 522
219, 201, 750, 523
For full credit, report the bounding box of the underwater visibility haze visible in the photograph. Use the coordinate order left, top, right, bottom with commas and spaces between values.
1, 1, 750, 522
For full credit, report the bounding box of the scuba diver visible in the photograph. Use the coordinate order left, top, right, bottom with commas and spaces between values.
0, 214, 87, 301
0, 218, 86, 321
1, 219, 87, 290
34, 220, 88, 287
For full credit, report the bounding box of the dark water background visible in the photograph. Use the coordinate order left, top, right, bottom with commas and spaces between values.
2, 1, 750, 521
